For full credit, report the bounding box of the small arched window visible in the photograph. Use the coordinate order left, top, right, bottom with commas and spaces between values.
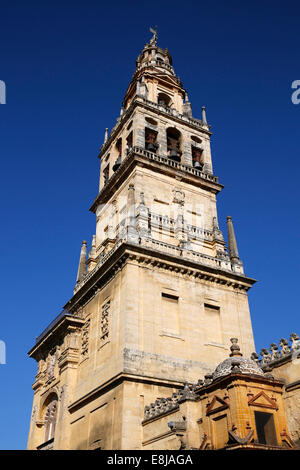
191, 145, 203, 169
145, 127, 158, 153
126, 131, 133, 154
166, 127, 182, 162
115, 138, 122, 156
158, 92, 172, 107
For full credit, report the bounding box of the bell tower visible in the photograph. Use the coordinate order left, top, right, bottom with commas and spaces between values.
27, 30, 256, 450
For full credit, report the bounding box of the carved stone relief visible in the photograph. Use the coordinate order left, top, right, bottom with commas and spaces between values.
81, 318, 90, 358
100, 300, 110, 343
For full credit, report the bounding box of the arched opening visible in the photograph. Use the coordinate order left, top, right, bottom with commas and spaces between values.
126, 131, 133, 154
191, 135, 202, 144
145, 117, 158, 126
113, 137, 122, 172
43, 393, 58, 444
145, 127, 158, 153
115, 137, 122, 157
158, 92, 172, 107
103, 164, 110, 184
167, 127, 182, 162
191, 145, 203, 169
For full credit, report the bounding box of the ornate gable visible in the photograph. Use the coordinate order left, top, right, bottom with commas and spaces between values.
248, 391, 278, 410
206, 395, 229, 416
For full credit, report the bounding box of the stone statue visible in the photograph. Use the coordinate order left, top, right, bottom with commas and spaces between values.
149, 27, 158, 46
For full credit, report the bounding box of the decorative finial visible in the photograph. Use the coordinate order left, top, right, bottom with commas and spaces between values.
251, 352, 260, 364
226, 216, 240, 263
149, 26, 158, 46
76, 240, 87, 284
212, 216, 218, 230
202, 106, 207, 124
88, 235, 96, 260
104, 128, 108, 143
229, 338, 243, 357
290, 333, 300, 351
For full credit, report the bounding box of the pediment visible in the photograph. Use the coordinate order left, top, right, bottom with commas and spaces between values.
155, 73, 180, 87
248, 391, 278, 410
206, 395, 229, 416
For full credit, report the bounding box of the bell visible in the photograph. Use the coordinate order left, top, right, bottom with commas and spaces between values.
194, 161, 202, 169
113, 155, 122, 172
146, 142, 157, 152
169, 149, 181, 162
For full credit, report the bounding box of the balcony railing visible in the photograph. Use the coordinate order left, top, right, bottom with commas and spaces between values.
147, 239, 223, 270
149, 212, 214, 241
139, 97, 206, 129
132, 146, 219, 183
94, 146, 220, 212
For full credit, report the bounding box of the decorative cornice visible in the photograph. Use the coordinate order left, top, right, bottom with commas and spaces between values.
286, 379, 300, 392
28, 316, 84, 359
31, 240, 256, 353
68, 371, 183, 413
195, 372, 284, 401
90, 146, 222, 212
64, 240, 256, 315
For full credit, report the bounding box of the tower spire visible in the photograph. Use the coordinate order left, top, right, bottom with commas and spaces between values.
76, 240, 87, 283
126, 184, 139, 244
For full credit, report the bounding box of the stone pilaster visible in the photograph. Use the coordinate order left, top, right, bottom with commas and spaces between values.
136, 192, 150, 240
127, 184, 139, 244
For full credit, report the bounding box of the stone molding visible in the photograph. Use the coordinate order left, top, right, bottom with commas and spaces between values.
90, 145, 222, 212
67, 240, 256, 315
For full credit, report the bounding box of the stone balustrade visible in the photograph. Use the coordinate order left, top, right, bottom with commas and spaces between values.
251, 333, 300, 366
132, 146, 218, 182
143, 383, 198, 422
139, 97, 205, 129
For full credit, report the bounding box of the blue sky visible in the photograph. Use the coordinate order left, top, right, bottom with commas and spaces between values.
0, 0, 299, 449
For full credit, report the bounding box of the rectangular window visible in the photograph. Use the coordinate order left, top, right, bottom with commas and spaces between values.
254, 411, 277, 446
161, 293, 180, 336
204, 303, 222, 344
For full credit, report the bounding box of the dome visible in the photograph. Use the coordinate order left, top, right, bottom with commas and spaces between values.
212, 356, 264, 381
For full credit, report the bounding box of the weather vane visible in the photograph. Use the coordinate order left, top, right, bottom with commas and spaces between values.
149, 26, 158, 46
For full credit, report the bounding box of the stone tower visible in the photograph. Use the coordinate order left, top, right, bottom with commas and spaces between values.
27, 31, 256, 450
